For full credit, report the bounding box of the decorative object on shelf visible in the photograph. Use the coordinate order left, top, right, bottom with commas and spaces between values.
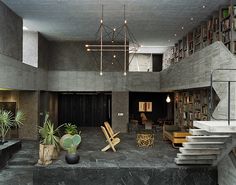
63, 134, 81, 164
85, 5, 140, 76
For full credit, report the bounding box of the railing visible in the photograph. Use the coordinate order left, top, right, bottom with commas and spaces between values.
210, 69, 236, 125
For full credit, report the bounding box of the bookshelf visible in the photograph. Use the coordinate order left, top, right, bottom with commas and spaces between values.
175, 88, 209, 128
194, 25, 202, 52
188, 31, 194, 56
165, 2, 236, 66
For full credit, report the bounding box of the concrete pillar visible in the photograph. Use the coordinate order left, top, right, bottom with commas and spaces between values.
19, 91, 40, 140
112, 91, 129, 133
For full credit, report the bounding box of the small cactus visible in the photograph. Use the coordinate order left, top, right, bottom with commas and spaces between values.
63, 134, 81, 154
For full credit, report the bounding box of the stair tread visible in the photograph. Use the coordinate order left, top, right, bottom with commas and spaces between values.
183, 142, 224, 144
175, 158, 213, 164
180, 147, 221, 150
187, 135, 231, 138
177, 153, 217, 156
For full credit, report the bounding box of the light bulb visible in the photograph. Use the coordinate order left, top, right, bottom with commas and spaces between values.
166, 95, 171, 103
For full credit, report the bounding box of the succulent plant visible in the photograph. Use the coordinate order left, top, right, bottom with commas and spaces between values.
64, 123, 78, 135
63, 134, 81, 154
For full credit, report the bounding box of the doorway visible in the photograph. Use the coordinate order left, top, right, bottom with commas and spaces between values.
58, 92, 111, 127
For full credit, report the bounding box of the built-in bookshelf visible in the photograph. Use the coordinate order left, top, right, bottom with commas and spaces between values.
165, 2, 236, 65
174, 88, 209, 128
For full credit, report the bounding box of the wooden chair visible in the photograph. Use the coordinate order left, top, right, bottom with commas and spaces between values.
101, 126, 120, 152
104, 121, 120, 140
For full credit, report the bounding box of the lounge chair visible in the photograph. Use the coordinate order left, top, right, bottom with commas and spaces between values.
101, 126, 120, 152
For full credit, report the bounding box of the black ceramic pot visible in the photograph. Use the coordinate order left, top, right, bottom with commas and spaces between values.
65, 153, 80, 164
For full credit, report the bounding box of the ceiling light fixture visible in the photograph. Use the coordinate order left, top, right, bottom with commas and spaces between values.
166, 95, 171, 103
181, 26, 184, 30
202, 5, 206, 9
174, 33, 177, 37
190, 17, 194, 21
85, 5, 140, 76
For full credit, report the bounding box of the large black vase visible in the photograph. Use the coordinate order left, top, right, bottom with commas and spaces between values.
65, 153, 80, 164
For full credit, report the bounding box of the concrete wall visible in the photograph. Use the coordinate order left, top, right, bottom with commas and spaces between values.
0, 1, 22, 61
112, 92, 129, 133
160, 42, 236, 91
23, 31, 38, 67
0, 53, 47, 90
47, 71, 160, 92
48, 41, 126, 72
218, 153, 236, 185
38, 33, 49, 70
19, 91, 39, 140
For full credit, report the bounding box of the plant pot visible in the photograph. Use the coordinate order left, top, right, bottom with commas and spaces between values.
52, 147, 60, 159
65, 152, 80, 164
38, 144, 54, 165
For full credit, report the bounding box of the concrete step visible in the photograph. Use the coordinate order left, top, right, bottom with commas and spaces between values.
186, 135, 231, 142
179, 147, 221, 155
177, 153, 217, 160
175, 158, 213, 165
182, 142, 225, 149
189, 129, 210, 136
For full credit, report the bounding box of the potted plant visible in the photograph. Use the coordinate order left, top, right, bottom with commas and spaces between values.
38, 113, 63, 165
0, 109, 25, 145
59, 123, 79, 150
63, 134, 81, 164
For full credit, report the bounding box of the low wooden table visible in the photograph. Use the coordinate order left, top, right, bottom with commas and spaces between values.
136, 130, 154, 147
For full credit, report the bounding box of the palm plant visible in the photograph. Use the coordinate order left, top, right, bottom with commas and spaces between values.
0, 110, 25, 144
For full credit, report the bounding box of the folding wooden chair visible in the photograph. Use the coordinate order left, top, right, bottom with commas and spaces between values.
104, 121, 120, 140
101, 126, 120, 152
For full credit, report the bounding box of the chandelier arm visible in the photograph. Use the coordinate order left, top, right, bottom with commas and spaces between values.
126, 26, 139, 45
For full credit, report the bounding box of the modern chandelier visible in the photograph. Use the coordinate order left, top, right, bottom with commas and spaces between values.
85, 5, 140, 76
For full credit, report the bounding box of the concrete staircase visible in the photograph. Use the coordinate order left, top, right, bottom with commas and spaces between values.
175, 128, 236, 165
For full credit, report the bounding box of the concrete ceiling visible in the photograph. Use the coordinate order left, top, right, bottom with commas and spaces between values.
2, 0, 228, 46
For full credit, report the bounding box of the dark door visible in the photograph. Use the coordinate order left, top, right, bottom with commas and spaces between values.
58, 92, 111, 127
152, 54, 163, 72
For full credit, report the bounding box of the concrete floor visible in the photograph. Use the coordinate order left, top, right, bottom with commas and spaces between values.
0, 127, 217, 185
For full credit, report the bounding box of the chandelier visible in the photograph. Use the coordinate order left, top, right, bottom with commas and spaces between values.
85, 5, 140, 76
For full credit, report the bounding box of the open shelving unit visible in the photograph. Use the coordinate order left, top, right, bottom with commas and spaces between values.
166, 2, 236, 65
174, 88, 209, 128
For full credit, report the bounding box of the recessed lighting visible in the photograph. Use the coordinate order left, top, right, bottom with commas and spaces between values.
100, 71, 103, 76
87, 49, 91, 51
181, 26, 184, 30
85, 44, 89, 47
202, 5, 206, 9
113, 54, 116, 58
168, 40, 171, 42
100, 19, 103, 23
113, 28, 116, 31
190, 17, 194, 21
23, 26, 29, 31
124, 20, 127, 24
123, 72, 127, 76
174, 34, 177, 37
